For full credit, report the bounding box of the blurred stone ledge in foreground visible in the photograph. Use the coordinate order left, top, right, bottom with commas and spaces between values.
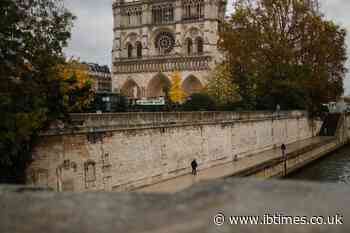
0, 178, 349, 233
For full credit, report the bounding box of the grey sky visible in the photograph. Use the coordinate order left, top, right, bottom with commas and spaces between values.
63, 0, 350, 94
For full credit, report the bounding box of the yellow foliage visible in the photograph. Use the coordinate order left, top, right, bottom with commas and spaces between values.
206, 64, 240, 105
169, 71, 185, 103
58, 59, 91, 89
57, 58, 95, 113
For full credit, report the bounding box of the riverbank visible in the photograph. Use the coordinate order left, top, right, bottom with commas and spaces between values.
137, 136, 338, 193
288, 144, 350, 183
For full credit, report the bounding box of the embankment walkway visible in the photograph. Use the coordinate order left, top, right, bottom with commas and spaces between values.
137, 136, 335, 193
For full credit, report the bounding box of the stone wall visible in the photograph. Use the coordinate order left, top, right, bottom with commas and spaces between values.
233, 113, 350, 179
28, 111, 317, 192
243, 138, 339, 178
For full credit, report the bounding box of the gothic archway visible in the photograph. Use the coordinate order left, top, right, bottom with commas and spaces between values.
182, 75, 203, 96
121, 79, 141, 99
147, 73, 171, 98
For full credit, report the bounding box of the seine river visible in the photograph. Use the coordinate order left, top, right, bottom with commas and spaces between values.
287, 145, 350, 184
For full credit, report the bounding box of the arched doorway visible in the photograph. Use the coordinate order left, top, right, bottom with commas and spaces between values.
121, 79, 141, 99
147, 73, 171, 98
182, 75, 203, 96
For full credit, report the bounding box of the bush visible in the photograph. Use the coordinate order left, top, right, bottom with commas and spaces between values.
181, 93, 216, 111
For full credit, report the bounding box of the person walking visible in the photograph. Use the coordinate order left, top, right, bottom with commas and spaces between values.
281, 144, 286, 157
281, 144, 287, 176
191, 159, 198, 176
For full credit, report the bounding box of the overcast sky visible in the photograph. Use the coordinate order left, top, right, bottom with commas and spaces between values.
63, 0, 350, 94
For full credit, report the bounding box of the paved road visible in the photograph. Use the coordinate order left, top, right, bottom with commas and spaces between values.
137, 136, 334, 193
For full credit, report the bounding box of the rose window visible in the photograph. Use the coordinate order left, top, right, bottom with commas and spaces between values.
155, 32, 175, 54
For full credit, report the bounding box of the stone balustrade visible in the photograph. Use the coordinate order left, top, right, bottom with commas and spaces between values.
113, 55, 212, 74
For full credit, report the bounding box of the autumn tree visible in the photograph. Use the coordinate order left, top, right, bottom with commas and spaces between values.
169, 71, 185, 103
0, 0, 76, 182
220, 0, 347, 112
206, 64, 240, 107
58, 59, 95, 113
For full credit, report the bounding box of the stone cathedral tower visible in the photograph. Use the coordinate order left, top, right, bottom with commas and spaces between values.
112, 0, 227, 100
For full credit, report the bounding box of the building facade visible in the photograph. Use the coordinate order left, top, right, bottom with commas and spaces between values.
84, 63, 112, 94
112, 0, 227, 100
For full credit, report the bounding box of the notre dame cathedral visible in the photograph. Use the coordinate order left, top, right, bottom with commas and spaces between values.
112, 0, 227, 100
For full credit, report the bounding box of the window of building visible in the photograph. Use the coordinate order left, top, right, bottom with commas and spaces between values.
155, 31, 175, 55
137, 10, 142, 25
127, 43, 133, 58
127, 12, 131, 25
123, 7, 142, 27
136, 42, 142, 58
182, 0, 204, 20
152, 4, 174, 24
196, 37, 204, 54
187, 38, 193, 55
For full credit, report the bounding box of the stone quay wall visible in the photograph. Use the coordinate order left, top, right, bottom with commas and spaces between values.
233, 113, 350, 179
236, 137, 338, 178
28, 111, 317, 192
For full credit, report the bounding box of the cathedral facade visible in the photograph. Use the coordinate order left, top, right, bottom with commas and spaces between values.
112, 0, 227, 100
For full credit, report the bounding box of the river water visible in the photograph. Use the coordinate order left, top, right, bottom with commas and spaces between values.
287, 145, 350, 184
